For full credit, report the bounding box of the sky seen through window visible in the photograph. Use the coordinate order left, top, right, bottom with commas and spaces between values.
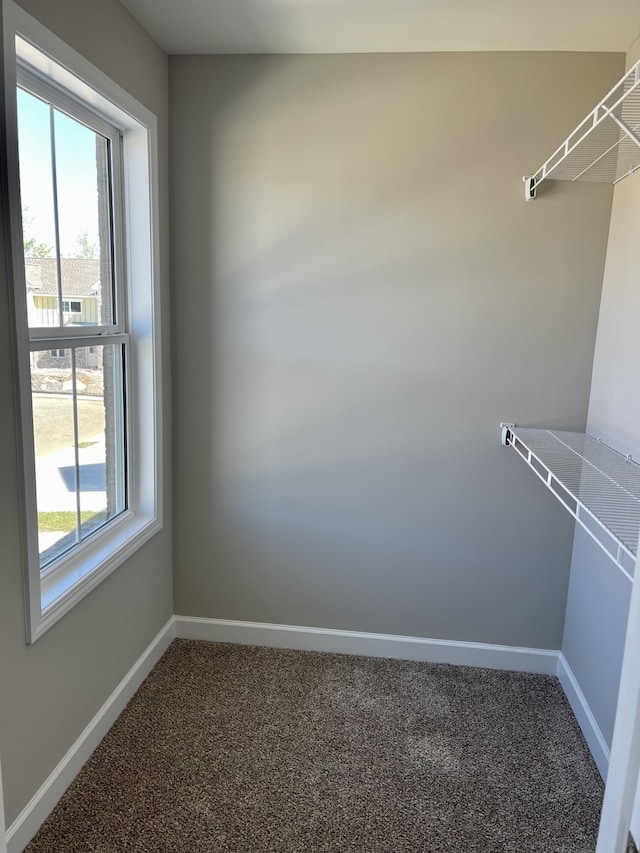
17, 86, 102, 258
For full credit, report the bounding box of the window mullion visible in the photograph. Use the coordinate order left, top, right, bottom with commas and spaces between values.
70, 348, 82, 545
28, 333, 129, 351
110, 133, 126, 334
48, 104, 64, 328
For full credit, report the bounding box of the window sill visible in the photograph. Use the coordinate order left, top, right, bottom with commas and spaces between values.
33, 512, 162, 642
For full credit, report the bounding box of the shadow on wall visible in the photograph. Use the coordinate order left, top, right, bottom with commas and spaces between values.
170, 52, 614, 645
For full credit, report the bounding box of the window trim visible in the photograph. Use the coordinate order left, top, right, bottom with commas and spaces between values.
2, 1, 163, 643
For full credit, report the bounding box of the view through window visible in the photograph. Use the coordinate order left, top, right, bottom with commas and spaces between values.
17, 80, 127, 571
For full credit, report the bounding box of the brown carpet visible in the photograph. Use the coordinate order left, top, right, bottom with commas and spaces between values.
26, 639, 603, 852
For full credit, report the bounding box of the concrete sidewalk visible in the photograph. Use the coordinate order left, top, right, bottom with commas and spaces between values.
36, 435, 108, 554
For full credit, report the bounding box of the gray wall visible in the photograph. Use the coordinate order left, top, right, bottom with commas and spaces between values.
562, 38, 640, 750
170, 52, 620, 646
563, 529, 630, 746
0, 0, 172, 826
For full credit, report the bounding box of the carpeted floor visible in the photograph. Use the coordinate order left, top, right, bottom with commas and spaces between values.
26, 640, 603, 852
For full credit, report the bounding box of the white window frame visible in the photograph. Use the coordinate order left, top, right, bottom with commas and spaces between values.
2, 1, 163, 643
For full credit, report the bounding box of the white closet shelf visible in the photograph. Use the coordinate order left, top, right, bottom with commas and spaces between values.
524, 59, 640, 200
500, 425, 640, 580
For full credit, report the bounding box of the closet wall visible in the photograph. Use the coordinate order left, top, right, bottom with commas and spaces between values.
562, 35, 640, 759
170, 52, 619, 649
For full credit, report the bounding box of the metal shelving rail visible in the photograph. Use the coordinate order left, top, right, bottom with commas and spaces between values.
524, 58, 640, 200
500, 425, 640, 581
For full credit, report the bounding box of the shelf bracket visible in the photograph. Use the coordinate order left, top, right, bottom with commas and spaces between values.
523, 177, 536, 202
500, 422, 514, 446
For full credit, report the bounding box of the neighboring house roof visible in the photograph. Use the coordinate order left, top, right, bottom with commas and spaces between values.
24, 257, 101, 297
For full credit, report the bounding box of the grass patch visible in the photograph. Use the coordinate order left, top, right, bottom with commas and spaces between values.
38, 510, 100, 533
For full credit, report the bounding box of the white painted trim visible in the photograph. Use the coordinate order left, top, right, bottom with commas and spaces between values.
557, 653, 610, 779
596, 533, 640, 852
174, 616, 560, 674
0, 750, 6, 853
2, 0, 164, 643
5, 617, 175, 853
631, 774, 640, 845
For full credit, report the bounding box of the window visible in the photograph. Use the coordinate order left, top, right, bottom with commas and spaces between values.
17, 71, 128, 572
3, 2, 162, 642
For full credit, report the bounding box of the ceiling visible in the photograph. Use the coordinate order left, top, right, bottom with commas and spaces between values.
117, 0, 640, 55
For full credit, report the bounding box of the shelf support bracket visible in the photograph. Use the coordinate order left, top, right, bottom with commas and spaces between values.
523, 176, 536, 201
500, 422, 514, 446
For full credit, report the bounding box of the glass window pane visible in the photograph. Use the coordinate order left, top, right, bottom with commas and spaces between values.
16, 85, 115, 330
17, 88, 59, 329
31, 352, 79, 567
31, 344, 126, 569
54, 109, 114, 326
76, 344, 126, 538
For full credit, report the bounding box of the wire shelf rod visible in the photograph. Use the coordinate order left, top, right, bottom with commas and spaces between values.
614, 163, 640, 183
571, 128, 636, 181
535, 62, 640, 183
547, 430, 640, 505
525, 59, 640, 196
501, 426, 640, 581
608, 113, 640, 148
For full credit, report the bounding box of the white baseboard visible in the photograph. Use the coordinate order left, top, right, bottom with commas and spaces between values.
5, 616, 176, 853
557, 653, 610, 779
174, 616, 560, 675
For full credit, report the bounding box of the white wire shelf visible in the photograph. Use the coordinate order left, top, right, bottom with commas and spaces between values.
500, 425, 640, 581
524, 59, 640, 199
